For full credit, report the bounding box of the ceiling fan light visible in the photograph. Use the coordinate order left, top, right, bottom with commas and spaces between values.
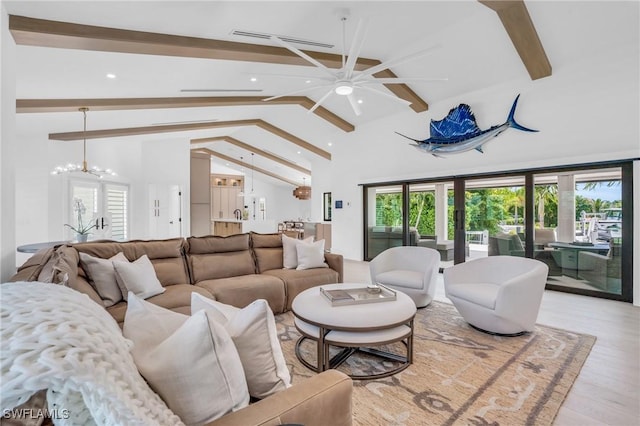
335, 84, 353, 96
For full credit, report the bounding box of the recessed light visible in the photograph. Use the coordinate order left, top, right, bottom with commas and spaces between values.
106, 73, 117, 79
357, 99, 363, 104
250, 77, 257, 82
297, 151, 302, 154
305, 80, 311, 84
328, 142, 333, 146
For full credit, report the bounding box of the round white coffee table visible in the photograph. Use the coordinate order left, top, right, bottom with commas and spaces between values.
291, 283, 417, 380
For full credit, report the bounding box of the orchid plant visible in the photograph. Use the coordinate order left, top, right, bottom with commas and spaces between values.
65, 198, 96, 236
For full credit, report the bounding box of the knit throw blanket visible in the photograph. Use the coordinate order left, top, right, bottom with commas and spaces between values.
1, 282, 185, 426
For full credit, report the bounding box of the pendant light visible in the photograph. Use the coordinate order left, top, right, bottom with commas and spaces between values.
238, 153, 257, 198
293, 177, 311, 200
51, 107, 116, 178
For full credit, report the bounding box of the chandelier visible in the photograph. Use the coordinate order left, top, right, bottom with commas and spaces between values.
51, 107, 116, 178
293, 177, 311, 200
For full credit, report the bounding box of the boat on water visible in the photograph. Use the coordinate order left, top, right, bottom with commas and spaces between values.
579, 208, 622, 241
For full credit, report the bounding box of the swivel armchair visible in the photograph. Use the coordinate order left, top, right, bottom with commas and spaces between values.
443, 256, 549, 335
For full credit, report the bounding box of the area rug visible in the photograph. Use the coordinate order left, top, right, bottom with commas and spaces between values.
275, 301, 595, 426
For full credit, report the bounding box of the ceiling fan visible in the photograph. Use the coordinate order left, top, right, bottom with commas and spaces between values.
263, 16, 446, 116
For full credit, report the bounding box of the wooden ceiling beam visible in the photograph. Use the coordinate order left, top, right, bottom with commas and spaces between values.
49, 118, 331, 160
10, 15, 428, 112
191, 135, 311, 175
16, 96, 355, 132
479, 0, 551, 80
193, 147, 300, 186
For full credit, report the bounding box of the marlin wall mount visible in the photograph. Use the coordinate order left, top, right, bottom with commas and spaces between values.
396, 95, 538, 157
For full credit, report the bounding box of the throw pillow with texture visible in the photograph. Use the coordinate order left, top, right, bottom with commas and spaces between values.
113, 254, 165, 300
124, 294, 249, 425
79, 251, 129, 307
191, 293, 291, 399
296, 239, 328, 270
282, 234, 314, 269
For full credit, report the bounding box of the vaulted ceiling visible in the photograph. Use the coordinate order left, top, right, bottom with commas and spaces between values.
8, 0, 626, 188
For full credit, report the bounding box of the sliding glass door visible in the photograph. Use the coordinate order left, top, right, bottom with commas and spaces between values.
464, 176, 526, 261
534, 167, 624, 296
361, 160, 633, 302
364, 184, 406, 260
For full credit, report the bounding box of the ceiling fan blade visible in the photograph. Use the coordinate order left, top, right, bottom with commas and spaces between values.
353, 43, 442, 81
263, 83, 333, 102
271, 36, 336, 78
243, 72, 334, 83
347, 93, 362, 116
344, 19, 369, 79
308, 88, 335, 114
356, 77, 448, 85
356, 85, 412, 105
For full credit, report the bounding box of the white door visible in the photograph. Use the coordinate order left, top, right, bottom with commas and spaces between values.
149, 184, 183, 239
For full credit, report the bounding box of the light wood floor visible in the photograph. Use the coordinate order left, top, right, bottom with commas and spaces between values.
343, 259, 640, 426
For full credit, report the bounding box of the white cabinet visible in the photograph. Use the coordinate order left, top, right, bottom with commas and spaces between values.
210, 174, 244, 220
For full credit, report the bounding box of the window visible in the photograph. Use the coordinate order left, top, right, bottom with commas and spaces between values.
69, 179, 129, 241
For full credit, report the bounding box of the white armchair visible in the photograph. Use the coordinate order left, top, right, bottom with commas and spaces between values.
369, 246, 440, 308
443, 256, 549, 335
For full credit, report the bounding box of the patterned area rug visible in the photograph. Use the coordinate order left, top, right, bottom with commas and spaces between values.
275, 301, 595, 426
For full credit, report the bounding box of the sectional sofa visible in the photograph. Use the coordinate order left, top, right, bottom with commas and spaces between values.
8, 232, 351, 426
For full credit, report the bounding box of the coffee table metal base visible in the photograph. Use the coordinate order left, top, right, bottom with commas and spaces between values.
294, 321, 414, 380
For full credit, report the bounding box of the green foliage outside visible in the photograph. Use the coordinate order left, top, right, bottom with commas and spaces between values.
374, 180, 621, 241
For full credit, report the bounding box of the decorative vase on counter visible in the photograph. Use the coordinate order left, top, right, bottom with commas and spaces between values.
242, 209, 249, 220
76, 234, 89, 243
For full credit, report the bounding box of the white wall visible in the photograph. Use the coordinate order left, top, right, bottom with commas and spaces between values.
246, 178, 310, 224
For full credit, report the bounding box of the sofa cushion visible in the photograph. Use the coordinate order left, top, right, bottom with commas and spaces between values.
192, 294, 291, 399
124, 295, 249, 425
79, 251, 129, 307
114, 254, 165, 301
188, 234, 256, 282
107, 284, 214, 325
196, 274, 287, 314
251, 232, 284, 273
73, 238, 190, 287
282, 234, 314, 269
262, 268, 339, 310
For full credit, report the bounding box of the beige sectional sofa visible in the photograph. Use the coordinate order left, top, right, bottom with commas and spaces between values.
13, 232, 343, 323
9, 232, 351, 426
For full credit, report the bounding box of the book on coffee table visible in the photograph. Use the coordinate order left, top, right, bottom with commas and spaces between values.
320, 285, 397, 306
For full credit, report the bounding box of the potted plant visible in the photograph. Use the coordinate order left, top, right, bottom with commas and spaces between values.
65, 198, 96, 242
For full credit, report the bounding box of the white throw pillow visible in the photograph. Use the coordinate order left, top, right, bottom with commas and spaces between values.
192, 293, 291, 399
79, 251, 129, 307
113, 254, 165, 300
124, 294, 249, 425
296, 239, 328, 270
282, 234, 314, 269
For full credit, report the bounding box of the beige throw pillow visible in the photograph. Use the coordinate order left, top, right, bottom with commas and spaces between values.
79, 252, 129, 307
191, 293, 291, 399
113, 254, 165, 300
296, 239, 328, 270
124, 294, 250, 425
282, 234, 314, 269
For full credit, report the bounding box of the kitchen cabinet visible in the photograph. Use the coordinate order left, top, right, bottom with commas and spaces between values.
213, 221, 242, 237
210, 174, 244, 220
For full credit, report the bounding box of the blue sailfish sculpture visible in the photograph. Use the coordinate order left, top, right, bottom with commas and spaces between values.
396, 95, 538, 157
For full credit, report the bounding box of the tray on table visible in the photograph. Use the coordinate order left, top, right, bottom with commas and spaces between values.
320, 284, 397, 306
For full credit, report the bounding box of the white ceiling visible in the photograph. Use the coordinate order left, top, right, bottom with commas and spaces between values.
5, 1, 638, 187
